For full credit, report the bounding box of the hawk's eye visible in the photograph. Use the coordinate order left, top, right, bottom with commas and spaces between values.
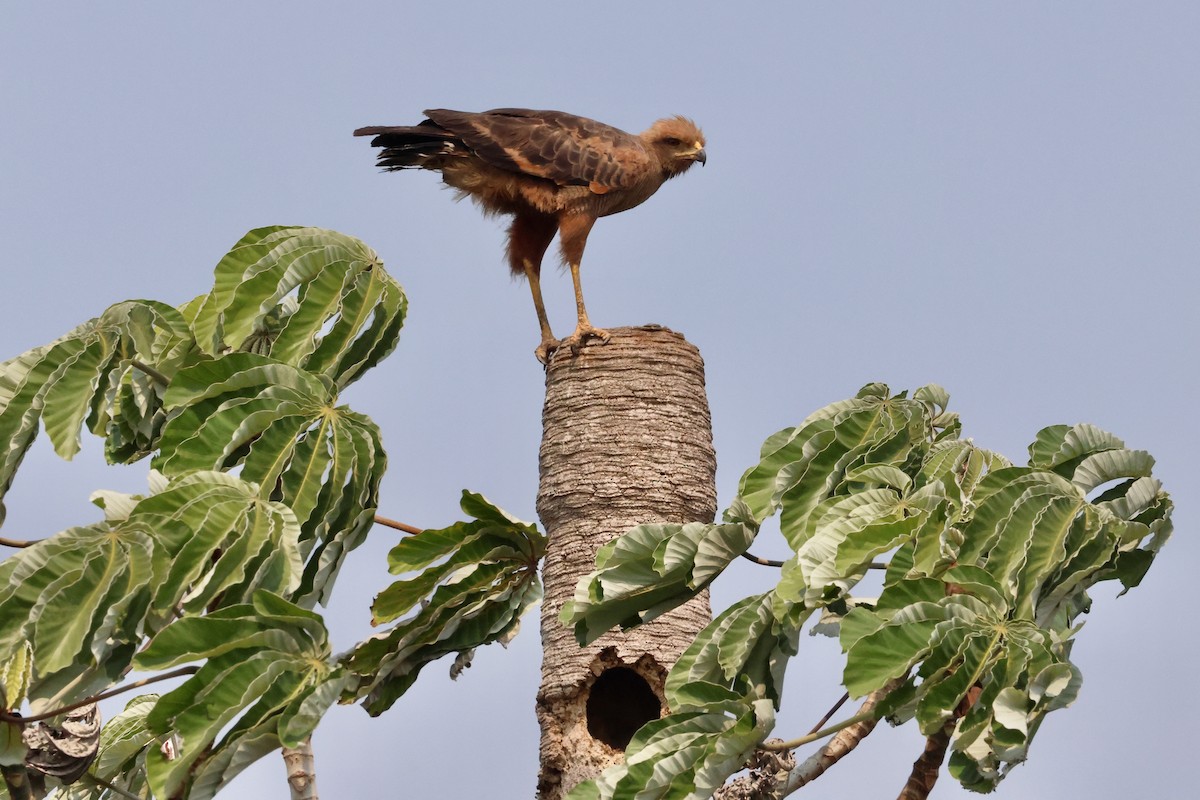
661, 137, 682, 147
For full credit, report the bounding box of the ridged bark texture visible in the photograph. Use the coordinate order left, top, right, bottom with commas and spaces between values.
536, 326, 716, 800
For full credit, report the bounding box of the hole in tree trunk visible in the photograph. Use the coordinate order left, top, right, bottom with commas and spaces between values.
585, 667, 662, 751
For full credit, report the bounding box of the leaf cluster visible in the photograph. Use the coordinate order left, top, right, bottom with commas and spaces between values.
0, 227, 541, 799
345, 491, 546, 716
563, 384, 1171, 798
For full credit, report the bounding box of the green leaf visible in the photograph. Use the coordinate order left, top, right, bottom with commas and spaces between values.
1070, 448, 1154, 494
0, 300, 194, 522
845, 588, 1094, 792
278, 671, 350, 748
943, 624, 1074, 792
580, 696, 775, 800
665, 594, 801, 709
841, 602, 945, 697
137, 592, 332, 800
373, 492, 543, 624
50, 692, 161, 798
0, 472, 302, 704
0, 719, 24, 768
94, 694, 159, 774
735, 424, 805, 521
941, 565, 1008, 613
776, 391, 929, 550
778, 488, 929, 608
189, 226, 405, 389
155, 352, 386, 606
0, 642, 32, 710
843, 463, 913, 493
562, 522, 755, 646
345, 494, 545, 715
1027, 423, 1125, 472
917, 439, 1011, 501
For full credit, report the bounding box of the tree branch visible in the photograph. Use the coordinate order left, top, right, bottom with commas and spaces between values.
282, 738, 319, 800
0, 666, 199, 725
776, 681, 898, 795
716, 681, 900, 799
373, 515, 422, 535
895, 683, 980, 799
739, 551, 785, 568
895, 721, 953, 800
0, 536, 40, 549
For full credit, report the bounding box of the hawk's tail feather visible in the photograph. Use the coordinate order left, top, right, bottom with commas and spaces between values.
354, 123, 462, 171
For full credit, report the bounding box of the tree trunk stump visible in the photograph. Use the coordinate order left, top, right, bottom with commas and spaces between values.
535, 326, 716, 799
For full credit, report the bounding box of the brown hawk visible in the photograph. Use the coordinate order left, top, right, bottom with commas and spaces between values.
355, 108, 706, 363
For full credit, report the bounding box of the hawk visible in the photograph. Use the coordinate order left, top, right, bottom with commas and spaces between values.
354, 108, 706, 363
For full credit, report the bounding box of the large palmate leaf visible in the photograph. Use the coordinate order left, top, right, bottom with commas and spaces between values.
0, 300, 196, 521
345, 492, 545, 716
561, 520, 756, 646
775, 481, 950, 611
664, 594, 800, 710
134, 591, 344, 800
0, 471, 301, 706
840, 594, 1082, 792
154, 352, 385, 606
0, 227, 403, 532
188, 226, 405, 389
736, 383, 934, 537
565, 687, 775, 800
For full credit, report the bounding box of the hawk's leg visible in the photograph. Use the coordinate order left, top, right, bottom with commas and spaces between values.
561, 259, 611, 354
557, 213, 610, 355
508, 214, 560, 364
522, 260, 560, 364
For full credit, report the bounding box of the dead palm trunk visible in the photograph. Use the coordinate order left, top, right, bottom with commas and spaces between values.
535, 326, 716, 800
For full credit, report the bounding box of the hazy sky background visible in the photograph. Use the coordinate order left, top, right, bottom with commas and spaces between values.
2, 3, 1196, 798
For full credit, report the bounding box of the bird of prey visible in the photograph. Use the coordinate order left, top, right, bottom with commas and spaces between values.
354, 108, 706, 363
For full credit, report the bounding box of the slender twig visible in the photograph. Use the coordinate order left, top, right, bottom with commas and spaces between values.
764, 673, 908, 754
761, 707, 878, 752
807, 692, 850, 735
374, 515, 422, 535
740, 550, 785, 567
0, 536, 40, 549
0, 666, 199, 725
778, 680, 900, 795
127, 359, 170, 388
84, 774, 145, 800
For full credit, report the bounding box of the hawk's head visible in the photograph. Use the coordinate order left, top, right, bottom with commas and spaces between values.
644, 117, 707, 177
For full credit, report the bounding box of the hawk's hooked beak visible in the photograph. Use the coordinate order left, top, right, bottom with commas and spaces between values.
693, 148, 707, 166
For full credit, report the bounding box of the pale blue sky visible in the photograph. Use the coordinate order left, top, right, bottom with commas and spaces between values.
2, 3, 1196, 798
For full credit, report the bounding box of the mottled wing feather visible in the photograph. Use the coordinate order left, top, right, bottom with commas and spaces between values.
423, 108, 650, 191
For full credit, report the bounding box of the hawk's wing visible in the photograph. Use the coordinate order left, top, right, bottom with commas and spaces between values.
423, 108, 652, 191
